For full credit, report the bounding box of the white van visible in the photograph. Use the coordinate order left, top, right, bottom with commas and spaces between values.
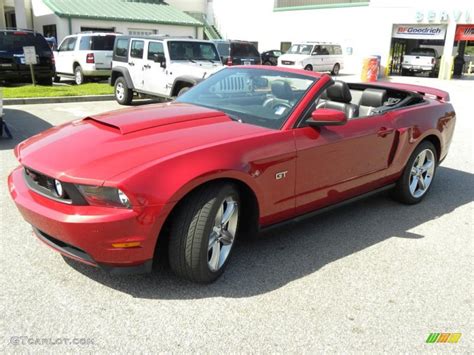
278, 42, 344, 75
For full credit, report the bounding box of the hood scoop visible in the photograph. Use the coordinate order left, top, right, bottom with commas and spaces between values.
85, 103, 225, 134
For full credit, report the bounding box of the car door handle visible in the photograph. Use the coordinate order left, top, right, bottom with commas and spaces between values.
143, 64, 151, 69
377, 127, 395, 137
128, 62, 135, 66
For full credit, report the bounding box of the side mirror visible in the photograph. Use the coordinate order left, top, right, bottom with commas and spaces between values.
306, 109, 347, 127
153, 53, 166, 68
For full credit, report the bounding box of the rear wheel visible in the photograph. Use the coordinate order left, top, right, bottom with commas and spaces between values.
331, 63, 340, 75
114, 77, 133, 105
169, 183, 240, 283
304, 64, 313, 71
392, 141, 437, 204
74, 66, 85, 85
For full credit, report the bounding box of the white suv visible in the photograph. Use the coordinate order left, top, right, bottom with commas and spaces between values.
54, 32, 119, 85
278, 42, 344, 75
110, 36, 224, 105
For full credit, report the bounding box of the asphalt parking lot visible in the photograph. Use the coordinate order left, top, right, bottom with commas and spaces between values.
0, 77, 472, 352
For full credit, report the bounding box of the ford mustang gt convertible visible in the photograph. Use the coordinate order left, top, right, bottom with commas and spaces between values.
8, 67, 456, 283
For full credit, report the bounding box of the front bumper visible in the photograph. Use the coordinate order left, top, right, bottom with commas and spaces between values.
8, 166, 166, 274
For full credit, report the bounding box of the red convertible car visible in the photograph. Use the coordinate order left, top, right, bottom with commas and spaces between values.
8, 67, 455, 283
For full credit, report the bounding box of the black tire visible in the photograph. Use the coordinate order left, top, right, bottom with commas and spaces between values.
401, 68, 408, 76
304, 64, 313, 71
168, 183, 240, 283
114, 77, 133, 105
74, 66, 85, 85
177, 86, 191, 97
392, 141, 437, 204
263, 61, 272, 66
331, 63, 340, 75
429, 70, 438, 78
53, 75, 60, 83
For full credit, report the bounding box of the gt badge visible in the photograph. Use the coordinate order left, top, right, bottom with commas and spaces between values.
275, 171, 288, 180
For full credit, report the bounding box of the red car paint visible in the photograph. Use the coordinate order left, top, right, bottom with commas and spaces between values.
8, 66, 456, 272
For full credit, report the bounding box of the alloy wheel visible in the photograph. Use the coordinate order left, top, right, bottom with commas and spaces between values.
409, 149, 435, 198
75, 70, 82, 85
116, 82, 125, 101
207, 196, 239, 272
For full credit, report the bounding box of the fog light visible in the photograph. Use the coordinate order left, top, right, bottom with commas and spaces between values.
54, 179, 64, 197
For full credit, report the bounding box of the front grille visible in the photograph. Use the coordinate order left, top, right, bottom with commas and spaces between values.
281, 60, 295, 65
23, 167, 87, 205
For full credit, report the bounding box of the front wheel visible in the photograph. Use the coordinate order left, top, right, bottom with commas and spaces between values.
331, 63, 340, 75
177, 86, 191, 97
114, 77, 133, 105
169, 184, 240, 283
392, 141, 437, 204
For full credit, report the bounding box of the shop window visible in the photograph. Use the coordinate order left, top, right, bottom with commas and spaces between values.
129, 29, 157, 36
80, 27, 115, 33
280, 42, 291, 53
43, 25, 57, 40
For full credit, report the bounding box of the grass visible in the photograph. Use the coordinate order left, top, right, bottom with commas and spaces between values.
1, 83, 113, 98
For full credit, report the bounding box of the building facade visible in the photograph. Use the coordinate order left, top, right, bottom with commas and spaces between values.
211, 0, 474, 79
2, 0, 206, 42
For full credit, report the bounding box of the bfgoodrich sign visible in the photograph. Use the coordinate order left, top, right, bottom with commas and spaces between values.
392, 24, 447, 40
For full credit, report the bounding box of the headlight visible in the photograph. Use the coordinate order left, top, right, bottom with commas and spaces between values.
76, 185, 131, 209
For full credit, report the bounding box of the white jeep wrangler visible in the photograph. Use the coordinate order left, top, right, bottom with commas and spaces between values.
110, 36, 224, 105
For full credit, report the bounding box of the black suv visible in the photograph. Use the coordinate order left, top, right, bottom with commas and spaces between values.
0, 29, 55, 85
213, 40, 261, 66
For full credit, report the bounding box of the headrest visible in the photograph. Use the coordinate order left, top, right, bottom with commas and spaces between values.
320, 90, 329, 100
271, 80, 294, 100
359, 88, 387, 107
326, 81, 352, 103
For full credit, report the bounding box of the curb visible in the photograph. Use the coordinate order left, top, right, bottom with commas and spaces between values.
3, 95, 115, 105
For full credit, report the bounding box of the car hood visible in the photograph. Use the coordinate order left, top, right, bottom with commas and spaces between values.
16, 102, 269, 184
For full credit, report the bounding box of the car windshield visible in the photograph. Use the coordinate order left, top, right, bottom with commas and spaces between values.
176, 68, 317, 130
168, 41, 220, 61
287, 44, 313, 55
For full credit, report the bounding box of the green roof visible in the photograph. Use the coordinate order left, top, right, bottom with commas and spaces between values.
43, 0, 203, 27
